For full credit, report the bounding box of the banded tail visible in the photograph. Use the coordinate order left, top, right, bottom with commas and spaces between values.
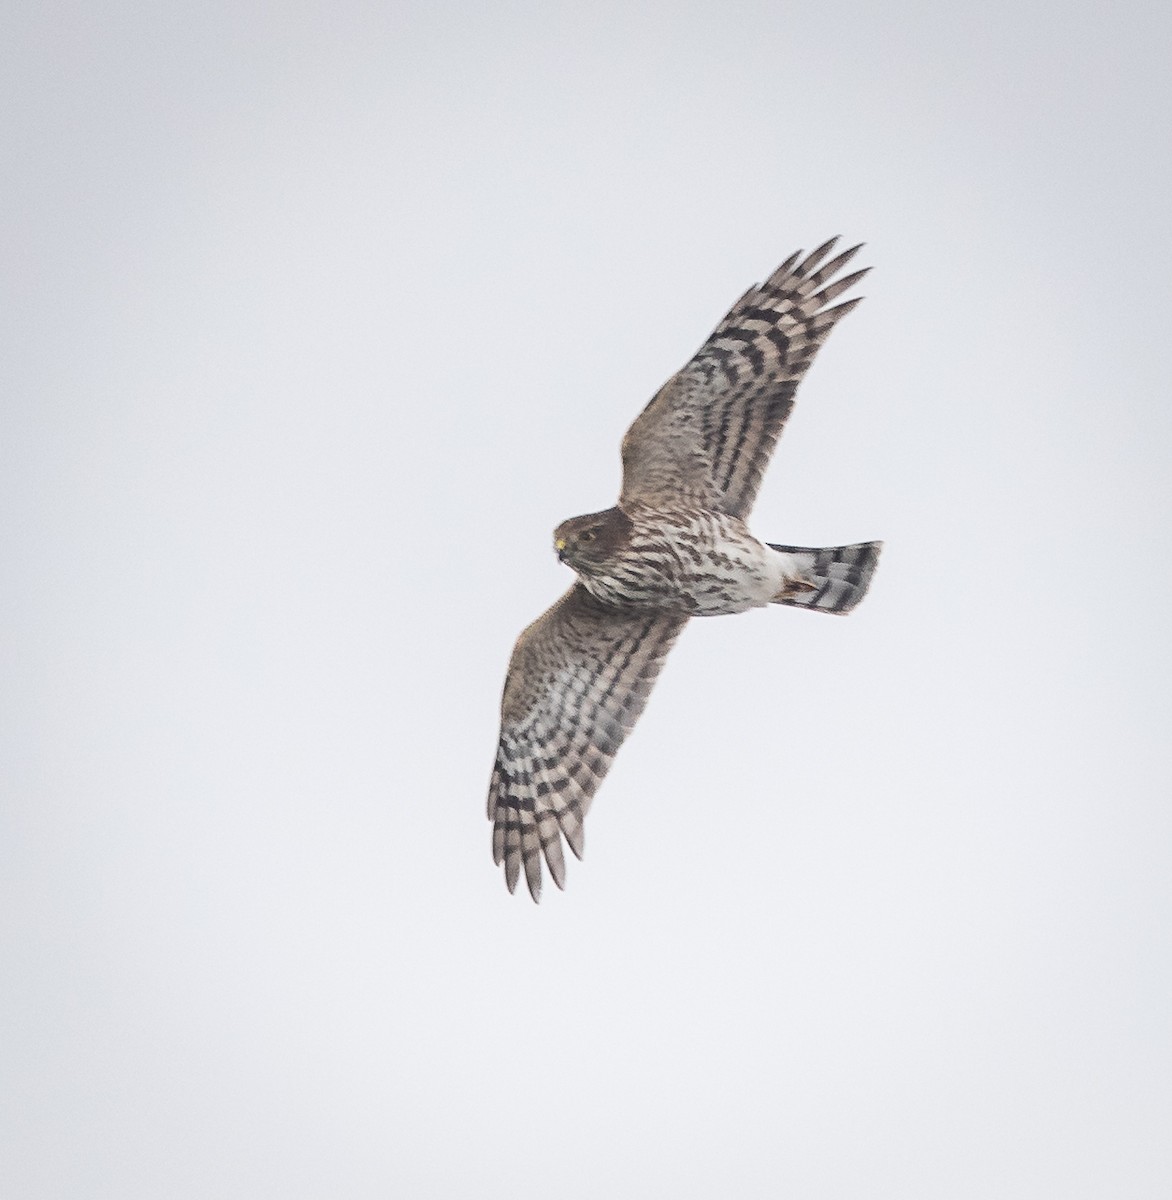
768, 541, 882, 614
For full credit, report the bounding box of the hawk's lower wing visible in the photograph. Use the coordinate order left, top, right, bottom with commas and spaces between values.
620, 238, 868, 519
489, 585, 688, 901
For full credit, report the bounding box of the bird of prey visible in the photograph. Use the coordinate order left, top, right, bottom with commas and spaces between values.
488, 237, 881, 900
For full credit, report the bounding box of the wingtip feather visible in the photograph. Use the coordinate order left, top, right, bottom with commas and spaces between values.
766, 249, 802, 286
811, 266, 871, 307
565, 820, 585, 860
796, 236, 840, 278
809, 243, 865, 287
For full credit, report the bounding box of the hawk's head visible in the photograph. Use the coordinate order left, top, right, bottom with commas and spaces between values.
553, 507, 634, 574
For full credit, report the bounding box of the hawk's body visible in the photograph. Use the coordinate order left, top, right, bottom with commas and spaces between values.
562, 503, 817, 615
488, 238, 882, 900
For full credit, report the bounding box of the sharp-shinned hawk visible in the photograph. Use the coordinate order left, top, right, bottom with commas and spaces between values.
488, 237, 882, 900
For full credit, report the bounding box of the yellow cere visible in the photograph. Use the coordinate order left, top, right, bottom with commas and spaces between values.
555, 538, 566, 550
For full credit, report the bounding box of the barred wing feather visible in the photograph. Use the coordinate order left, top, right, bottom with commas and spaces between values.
489, 585, 686, 901
620, 238, 868, 519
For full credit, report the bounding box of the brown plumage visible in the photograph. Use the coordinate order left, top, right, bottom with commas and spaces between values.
488, 238, 882, 899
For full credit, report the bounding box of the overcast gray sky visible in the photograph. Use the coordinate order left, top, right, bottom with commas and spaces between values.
4, 2, 1171, 1196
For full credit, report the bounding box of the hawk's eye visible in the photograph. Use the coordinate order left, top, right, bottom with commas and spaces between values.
580, 529, 596, 543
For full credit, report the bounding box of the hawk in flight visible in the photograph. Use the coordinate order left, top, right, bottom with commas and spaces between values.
488, 238, 881, 900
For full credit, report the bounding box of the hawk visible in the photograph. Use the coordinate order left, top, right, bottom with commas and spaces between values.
488, 237, 881, 900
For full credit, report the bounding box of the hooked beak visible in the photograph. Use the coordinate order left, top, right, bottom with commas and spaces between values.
554, 536, 566, 563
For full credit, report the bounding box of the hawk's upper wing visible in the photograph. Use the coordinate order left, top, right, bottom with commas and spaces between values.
620, 238, 868, 519
488, 584, 687, 901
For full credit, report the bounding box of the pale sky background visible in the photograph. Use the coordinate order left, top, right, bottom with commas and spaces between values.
3, 2, 1171, 1197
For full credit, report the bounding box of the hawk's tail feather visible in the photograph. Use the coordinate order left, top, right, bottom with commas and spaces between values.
768, 541, 882, 614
